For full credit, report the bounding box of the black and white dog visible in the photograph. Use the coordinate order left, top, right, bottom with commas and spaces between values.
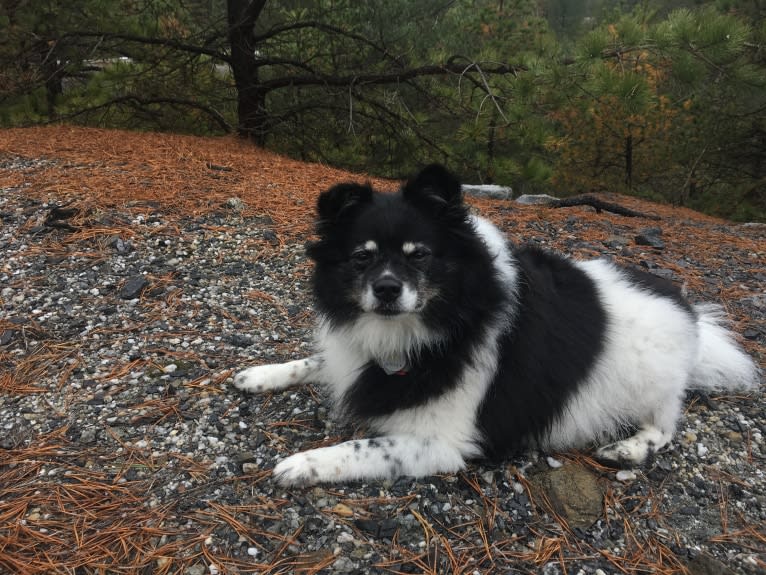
233, 164, 759, 486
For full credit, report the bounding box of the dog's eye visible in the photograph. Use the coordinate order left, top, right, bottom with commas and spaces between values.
408, 247, 431, 261
351, 250, 374, 266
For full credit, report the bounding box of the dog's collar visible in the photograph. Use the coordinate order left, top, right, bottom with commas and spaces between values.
378, 357, 409, 376
386, 368, 409, 376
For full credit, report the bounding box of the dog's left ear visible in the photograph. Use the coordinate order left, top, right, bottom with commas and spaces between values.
315, 183, 374, 236
402, 164, 463, 207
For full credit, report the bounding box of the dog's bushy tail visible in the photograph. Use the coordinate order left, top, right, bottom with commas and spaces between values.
689, 304, 761, 391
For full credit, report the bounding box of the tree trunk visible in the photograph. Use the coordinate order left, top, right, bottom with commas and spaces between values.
485, 107, 497, 184
43, 49, 63, 120
226, 0, 268, 144
625, 133, 633, 189
34, 3, 64, 120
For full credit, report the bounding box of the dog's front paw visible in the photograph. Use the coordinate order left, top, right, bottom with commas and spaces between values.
232, 358, 320, 394
273, 451, 322, 486
234, 365, 271, 393
234, 362, 296, 393
273, 446, 351, 486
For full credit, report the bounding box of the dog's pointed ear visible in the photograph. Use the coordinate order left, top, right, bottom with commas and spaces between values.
403, 164, 463, 207
316, 182, 373, 227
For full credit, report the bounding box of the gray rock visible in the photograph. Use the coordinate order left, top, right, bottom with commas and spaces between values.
604, 235, 630, 249
79, 427, 98, 444
462, 184, 513, 200
515, 193, 559, 205
684, 552, 738, 575
263, 229, 279, 245
225, 197, 246, 212
119, 276, 148, 299
354, 518, 399, 539
0, 417, 32, 449
0, 329, 15, 346
634, 227, 665, 249
110, 236, 132, 253
332, 556, 356, 573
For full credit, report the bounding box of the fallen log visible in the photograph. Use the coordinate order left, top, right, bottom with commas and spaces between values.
550, 195, 660, 219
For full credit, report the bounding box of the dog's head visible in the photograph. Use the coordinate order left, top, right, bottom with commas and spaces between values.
307, 164, 476, 325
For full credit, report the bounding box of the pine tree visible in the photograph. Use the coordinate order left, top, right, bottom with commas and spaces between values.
546, 5, 765, 218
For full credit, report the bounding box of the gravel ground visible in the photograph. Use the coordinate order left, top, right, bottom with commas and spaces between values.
1, 156, 765, 575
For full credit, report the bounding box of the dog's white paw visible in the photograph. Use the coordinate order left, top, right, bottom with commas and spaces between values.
232, 365, 272, 393
233, 358, 322, 394
273, 451, 324, 486
595, 440, 644, 466
595, 425, 672, 467
273, 445, 353, 486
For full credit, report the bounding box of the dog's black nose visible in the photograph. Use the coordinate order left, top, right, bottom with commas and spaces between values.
372, 277, 403, 303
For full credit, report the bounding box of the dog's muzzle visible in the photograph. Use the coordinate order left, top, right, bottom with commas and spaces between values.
362, 274, 419, 316
372, 276, 403, 304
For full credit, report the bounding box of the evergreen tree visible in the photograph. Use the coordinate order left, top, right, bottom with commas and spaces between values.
547, 5, 765, 218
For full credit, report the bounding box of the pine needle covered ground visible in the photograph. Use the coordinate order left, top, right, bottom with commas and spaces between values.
1, 126, 764, 574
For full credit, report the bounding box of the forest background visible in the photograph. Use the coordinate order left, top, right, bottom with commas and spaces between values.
1, 0, 764, 221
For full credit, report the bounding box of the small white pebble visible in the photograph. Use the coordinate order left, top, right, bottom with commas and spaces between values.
616, 470, 637, 482
697, 443, 709, 457
546, 456, 563, 468
247, 547, 259, 557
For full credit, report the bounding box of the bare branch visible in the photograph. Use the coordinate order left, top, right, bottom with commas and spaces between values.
42, 96, 232, 132
257, 60, 527, 93
470, 63, 509, 124
59, 32, 230, 63
253, 21, 404, 66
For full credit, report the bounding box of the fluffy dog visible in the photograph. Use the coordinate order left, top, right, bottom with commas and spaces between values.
233, 164, 759, 485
